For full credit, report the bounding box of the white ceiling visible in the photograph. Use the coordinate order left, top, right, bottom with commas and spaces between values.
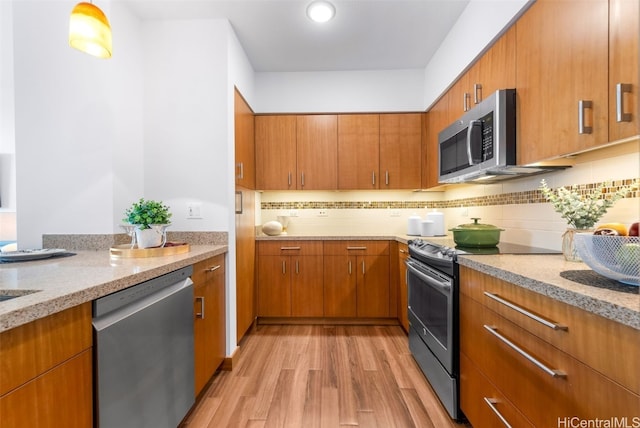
125, 0, 470, 72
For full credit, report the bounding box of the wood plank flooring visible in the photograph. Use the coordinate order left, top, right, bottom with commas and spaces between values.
181, 324, 469, 428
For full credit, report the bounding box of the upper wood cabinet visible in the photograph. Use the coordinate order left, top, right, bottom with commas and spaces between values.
255, 115, 297, 190
515, 0, 609, 164
423, 94, 449, 189
379, 113, 422, 189
297, 115, 338, 190
609, 0, 639, 141
234, 89, 255, 189
338, 114, 380, 189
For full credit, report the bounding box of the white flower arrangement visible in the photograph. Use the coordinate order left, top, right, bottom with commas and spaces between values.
540, 179, 638, 229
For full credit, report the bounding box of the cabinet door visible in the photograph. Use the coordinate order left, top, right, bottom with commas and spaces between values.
323, 255, 357, 317
235, 187, 255, 342
257, 255, 291, 317
379, 114, 422, 189
291, 255, 324, 317
397, 243, 409, 332
208, 256, 226, 378
337, 114, 380, 189
423, 95, 448, 189
448, 72, 470, 120
297, 115, 338, 190
609, 0, 639, 141
193, 274, 211, 396
466, 25, 516, 106
255, 115, 297, 190
516, 0, 608, 164
356, 254, 390, 317
234, 89, 255, 189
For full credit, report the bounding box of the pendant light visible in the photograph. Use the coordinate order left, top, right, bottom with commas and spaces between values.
69, 2, 112, 59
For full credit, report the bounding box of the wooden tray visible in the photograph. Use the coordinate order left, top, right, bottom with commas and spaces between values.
110, 243, 190, 258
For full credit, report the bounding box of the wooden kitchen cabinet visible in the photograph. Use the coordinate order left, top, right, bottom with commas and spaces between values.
459, 266, 640, 428
0, 303, 93, 427
515, 0, 609, 164
323, 241, 390, 318
379, 113, 422, 189
257, 241, 324, 317
337, 114, 380, 189
193, 254, 226, 396
297, 115, 338, 190
609, 0, 639, 141
397, 242, 409, 332
423, 94, 448, 189
234, 88, 255, 189
255, 115, 297, 190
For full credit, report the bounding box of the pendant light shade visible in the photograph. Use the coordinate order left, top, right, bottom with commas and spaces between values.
69, 2, 112, 59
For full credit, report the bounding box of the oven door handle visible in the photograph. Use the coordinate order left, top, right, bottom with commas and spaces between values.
406, 260, 451, 293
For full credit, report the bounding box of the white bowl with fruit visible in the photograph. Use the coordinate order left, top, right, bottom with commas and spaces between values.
574, 222, 639, 286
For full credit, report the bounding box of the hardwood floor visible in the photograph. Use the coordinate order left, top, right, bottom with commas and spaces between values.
181, 324, 469, 427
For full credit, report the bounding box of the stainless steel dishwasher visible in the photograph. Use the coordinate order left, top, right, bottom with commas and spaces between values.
93, 266, 194, 428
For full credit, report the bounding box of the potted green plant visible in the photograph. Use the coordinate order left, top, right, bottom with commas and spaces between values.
123, 198, 172, 248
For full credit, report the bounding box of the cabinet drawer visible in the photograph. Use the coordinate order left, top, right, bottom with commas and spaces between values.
258, 240, 323, 256
461, 294, 639, 427
460, 266, 640, 394
323, 240, 389, 256
460, 352, 534, 428
0, 303, 92, 396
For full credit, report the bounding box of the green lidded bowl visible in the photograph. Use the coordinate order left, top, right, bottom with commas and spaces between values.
449, 218, 504, 248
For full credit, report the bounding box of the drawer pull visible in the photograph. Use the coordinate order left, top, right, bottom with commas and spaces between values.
483, 292, 568, 331
347, 246, 367, 250
195, 296, 205, 319
280, 246, 301, 250
484, 325, 566, 378
205, 265, 221, 272
483, 398, 512, 428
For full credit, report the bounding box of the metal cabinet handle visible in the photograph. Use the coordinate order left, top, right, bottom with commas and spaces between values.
288, 172, 292, 187
348, 260, 352, 275
301, 172, 305, 187
385, 171, 389, 186
362, 260, 365, 275
205, 265, 221, 272
347, 246, 367, 250
399, 249, 407, 254
474, 83, 483, 105
484, 325, 566, 378
578, 100, 593, 134
236, 162, 244, 179
282, 260, 286, 274
616, 83, 632, 122
463, 92, 470, 112
281, 246, 301, 250
483, 398, 512, 428
295, 259, 299, 274
483, 292, 567, 331
372, 171, 376, 186
195, 296, 205, 319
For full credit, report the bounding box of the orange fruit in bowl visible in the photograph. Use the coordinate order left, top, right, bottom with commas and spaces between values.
594, 223, 628, 236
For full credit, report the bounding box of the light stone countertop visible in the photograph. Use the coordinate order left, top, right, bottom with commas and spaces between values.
0, 245, 227, 333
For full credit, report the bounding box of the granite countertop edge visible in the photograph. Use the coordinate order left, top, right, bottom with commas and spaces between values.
0, 245, 228, 333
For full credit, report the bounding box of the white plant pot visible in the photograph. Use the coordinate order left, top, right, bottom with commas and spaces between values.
135, 226, 167, 249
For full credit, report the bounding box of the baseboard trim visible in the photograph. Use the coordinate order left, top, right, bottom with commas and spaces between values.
257, 317, 400, 326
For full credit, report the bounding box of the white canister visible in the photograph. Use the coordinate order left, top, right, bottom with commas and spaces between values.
420, 220, 435, 237
426, 210, 445, 236
407, 214, 422, 235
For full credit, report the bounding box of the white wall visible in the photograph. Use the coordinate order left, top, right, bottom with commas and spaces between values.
0, 0, 16, 213
12, 0, 145, 248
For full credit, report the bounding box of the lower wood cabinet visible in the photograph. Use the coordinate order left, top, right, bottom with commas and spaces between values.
0, 303, 93, 428
193, 254, 226, 396
323, 240, 390, 318
257, 241, 324, 317
397, 242, 409, 332
459, 266, 640, 428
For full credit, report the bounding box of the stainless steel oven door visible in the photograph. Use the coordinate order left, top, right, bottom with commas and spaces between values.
406, 258, 454, 373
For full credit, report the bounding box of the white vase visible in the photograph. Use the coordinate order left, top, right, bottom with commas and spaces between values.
135, 225, 168, 249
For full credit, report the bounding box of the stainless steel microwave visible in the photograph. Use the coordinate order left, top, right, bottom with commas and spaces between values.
438, 89, 517, 184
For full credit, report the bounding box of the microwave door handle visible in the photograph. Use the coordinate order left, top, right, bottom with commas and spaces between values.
466, 119, 483, 165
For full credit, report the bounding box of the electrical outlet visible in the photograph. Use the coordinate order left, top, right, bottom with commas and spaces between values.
318, 210, 328, 217
390, 210, 401, 217
461, 207, 469, 217
289, 210, 298, 217
187, 204, 202, 219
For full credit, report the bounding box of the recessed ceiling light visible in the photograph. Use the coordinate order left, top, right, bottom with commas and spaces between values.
306, 1, 336, 23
